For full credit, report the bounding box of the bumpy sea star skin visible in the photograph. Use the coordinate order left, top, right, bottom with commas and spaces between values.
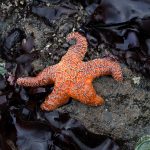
17, 32, 123, 111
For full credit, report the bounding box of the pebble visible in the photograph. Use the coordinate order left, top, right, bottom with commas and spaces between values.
132, 77, 141, 85
59, 22, 73, 34
62, 43, 69, 48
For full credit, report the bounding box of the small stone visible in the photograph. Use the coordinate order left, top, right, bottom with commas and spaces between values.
53, 56, 59, 61
20, 0, 24, 5
46, 44, 51, 48
58, 39, 62, 43
77, 16, 81, 21
62, 43, 69, 48
59, 23, 73, 34
72, 28, 76, 32
132, 77, 141, 85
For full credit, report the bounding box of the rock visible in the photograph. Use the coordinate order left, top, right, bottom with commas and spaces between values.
132, 77, 141, 85
59, 22, 73, 34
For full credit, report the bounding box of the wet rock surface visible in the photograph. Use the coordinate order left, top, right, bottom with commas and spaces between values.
0, 0, 150, 149
60, 66, 150, 149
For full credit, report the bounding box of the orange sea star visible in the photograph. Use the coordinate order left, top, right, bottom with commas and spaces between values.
17, 32, 123, 111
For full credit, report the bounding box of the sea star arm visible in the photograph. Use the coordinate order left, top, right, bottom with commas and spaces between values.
41, 86, 69, 111
62, 32, 88, 61
70, 82, 104, 106
17, 65, 57, 87
84, 58, 123, 81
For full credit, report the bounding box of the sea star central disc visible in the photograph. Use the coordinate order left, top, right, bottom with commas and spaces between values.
17, 32, 123, 111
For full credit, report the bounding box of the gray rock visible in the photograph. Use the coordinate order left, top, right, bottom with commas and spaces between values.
59, 22, 73, 34
60, 66, 150, 149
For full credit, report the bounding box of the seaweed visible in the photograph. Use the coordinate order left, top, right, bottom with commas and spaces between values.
31, 1, 77, 26
79, 0, 150, 77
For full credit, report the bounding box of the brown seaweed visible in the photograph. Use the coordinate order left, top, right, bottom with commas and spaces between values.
31, 1, 77, 26
80, 0, 150, 77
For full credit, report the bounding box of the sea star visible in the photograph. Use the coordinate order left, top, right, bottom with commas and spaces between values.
17, 32, 123, 111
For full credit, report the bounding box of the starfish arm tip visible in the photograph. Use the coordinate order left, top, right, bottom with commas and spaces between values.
112, 68, 123, 81
40, 103, 52, 111
91, 95, 105, 106
16, 78, 23, 85
40, 100, 60, 111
